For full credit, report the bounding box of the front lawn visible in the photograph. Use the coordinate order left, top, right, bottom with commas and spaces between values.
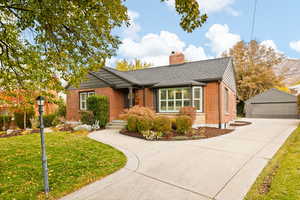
0, 132, 126, 200
245, 125, 300, 200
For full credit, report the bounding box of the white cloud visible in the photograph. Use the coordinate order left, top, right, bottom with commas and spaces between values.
205, 24, 241, 55
165, 0, 238, 16
260, 40, 278, 51
119, 31, 208, 66
122, 10, 141, 40
290, 41, 300, 53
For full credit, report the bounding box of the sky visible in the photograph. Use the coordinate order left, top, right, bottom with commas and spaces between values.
107, 0, 300, 67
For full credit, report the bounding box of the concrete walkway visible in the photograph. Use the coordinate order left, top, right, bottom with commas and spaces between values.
61, 118, 298, 200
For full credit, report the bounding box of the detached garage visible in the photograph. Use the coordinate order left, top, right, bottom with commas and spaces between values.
245, 88, 299, 119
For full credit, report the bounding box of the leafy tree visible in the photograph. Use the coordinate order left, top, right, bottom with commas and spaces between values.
223, 40, 284, 102
0, 0, 207, 92
115, 59, 152, 71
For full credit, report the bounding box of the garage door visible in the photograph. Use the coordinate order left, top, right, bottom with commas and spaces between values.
246, 102, 298, 119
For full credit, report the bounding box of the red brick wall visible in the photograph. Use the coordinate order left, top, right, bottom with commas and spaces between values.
204, 82, 220, 124
66, 87, 125, 122
220, 82, 237, 123
134, 88, 155, 110
204, 82, 236, 125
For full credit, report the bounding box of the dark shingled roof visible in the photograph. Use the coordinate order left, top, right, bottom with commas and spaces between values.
103, 57, 232, 87
246, 88, 297, 103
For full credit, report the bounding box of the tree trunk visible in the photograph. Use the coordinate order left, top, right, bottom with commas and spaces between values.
24, 111, 27, 130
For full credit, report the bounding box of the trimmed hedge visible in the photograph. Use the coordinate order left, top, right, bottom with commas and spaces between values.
0, 115, 12, 131
127, 115, 138, 132
14, 110, 35, 129
153, 116, 172, 133
87, 95, 109, 128
136, 117, 152, 134
175, 115, 193, 135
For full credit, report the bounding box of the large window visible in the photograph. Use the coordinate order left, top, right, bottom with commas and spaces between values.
79, 91, 95, 110
159, 87, 203, 112
193, 87, 203, 112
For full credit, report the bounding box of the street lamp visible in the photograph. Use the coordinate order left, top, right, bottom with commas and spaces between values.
36, 96, 50, 195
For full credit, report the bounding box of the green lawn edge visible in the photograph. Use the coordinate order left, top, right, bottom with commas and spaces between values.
0, 132, 127, 200
244, 124, 300, 200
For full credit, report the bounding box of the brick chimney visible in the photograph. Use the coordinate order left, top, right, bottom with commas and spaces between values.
169, 51, 185, 65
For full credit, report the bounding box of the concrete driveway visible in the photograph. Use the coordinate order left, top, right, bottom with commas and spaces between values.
61, 118, 298, 200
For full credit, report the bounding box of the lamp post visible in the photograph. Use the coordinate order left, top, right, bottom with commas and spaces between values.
36, 96, 49, 195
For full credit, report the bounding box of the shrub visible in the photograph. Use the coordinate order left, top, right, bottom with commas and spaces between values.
14, 109, 35, 129
179, 106, 196, 123
136, 117, 152, 134
80, 111, 94, 125
87, 95, 109, 128
43, 114, 59, 127
56, 100, 66, 118
127, 115, 138, 132
175, 115, 193, 135
153, 116, 172, 133
170, 118, 177, 130
119, 106, 156, 120
0, 115, 12, 131
141, 130, 163, 140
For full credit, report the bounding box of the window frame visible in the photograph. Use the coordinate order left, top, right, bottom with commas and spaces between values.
192, 87, 203, 112
79, 91, 95, 110
158, 87, 203, 113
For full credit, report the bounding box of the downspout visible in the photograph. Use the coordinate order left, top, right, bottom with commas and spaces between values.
143, 87, 146, 107
218, 81, 222, 128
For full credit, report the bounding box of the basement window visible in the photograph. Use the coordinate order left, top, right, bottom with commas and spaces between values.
79, 91, 95, 110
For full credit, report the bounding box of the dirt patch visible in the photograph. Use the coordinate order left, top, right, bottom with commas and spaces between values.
259, 165, 279, 194
230, 121, 252, 127
120, 127, 233, 141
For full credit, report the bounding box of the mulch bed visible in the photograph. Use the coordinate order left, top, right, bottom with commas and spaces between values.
0, 129, 39, 138
120, 127, 233, 141
230, 121, 252, 127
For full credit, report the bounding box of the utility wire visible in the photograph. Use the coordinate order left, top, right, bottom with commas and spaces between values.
250, 0, 258, 41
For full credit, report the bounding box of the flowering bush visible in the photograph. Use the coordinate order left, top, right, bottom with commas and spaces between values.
175, 115, 193, 135
179, 106, 196, 123
141, 130, 163, 140
119, 106, 156, 120
153, 116, 172, 133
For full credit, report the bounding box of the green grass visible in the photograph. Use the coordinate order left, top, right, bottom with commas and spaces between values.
245, 125, 300, 200
0, 132, 126, 200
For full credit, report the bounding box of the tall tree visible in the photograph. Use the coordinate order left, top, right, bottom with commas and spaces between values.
0, 0, 207, 92
115, 59, 152, 71
223, 40, 284, 102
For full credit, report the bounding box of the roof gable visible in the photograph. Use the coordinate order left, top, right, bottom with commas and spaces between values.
246, 88, 297, 103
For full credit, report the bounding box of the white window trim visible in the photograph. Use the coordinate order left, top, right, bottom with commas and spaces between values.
192, 87, 203, 112
79, 91, 95, 110
158, 87, 203, 113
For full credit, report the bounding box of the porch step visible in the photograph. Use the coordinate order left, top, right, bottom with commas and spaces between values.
106, 120, 127, 129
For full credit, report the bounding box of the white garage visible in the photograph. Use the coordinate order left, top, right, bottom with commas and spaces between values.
245, 88, 299, 119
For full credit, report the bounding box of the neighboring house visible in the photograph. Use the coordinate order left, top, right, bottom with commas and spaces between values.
66, 52, 237, 128
273, 58, 300, 86
0, 90, 58, 116
245, 88, 299, 119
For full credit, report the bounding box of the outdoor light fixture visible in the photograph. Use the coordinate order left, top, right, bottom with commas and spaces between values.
36, 96, 49, 195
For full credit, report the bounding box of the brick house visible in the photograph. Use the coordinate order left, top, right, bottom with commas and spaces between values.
66, 52, 237, 128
